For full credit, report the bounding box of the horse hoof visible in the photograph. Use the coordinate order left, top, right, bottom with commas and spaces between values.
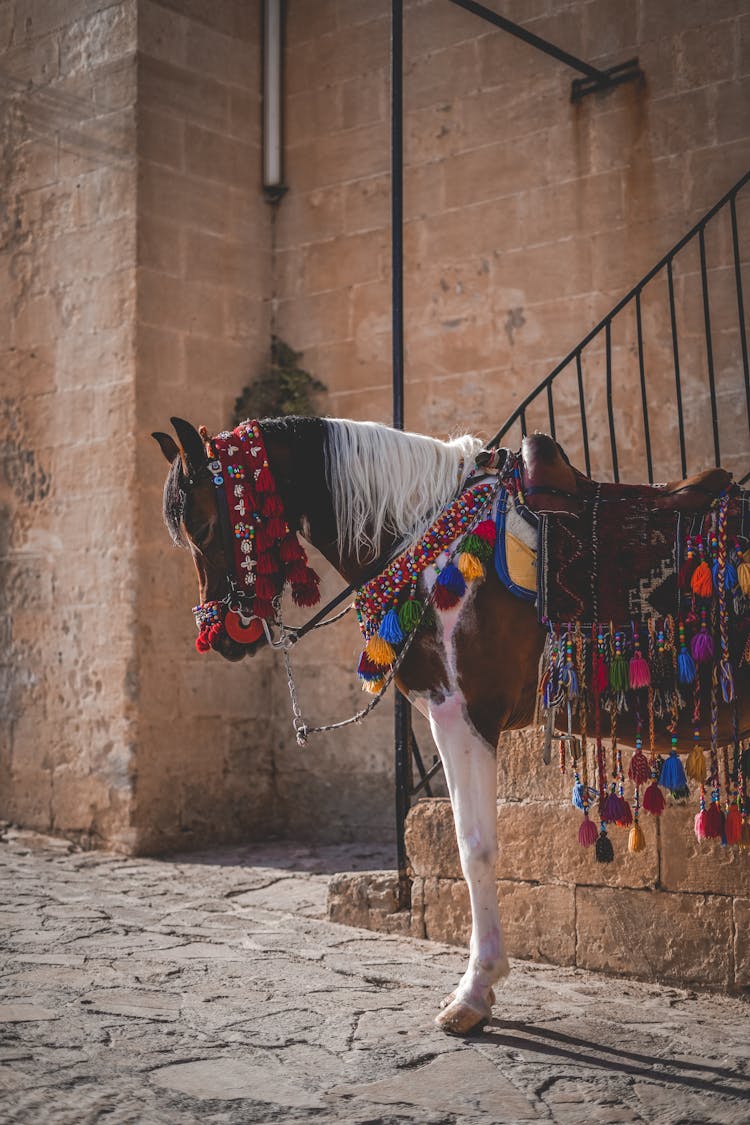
434, 997, 490, 1036
439, 988, 495, 1011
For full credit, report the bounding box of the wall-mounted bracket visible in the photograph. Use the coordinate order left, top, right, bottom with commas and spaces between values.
571, 57, 643, 102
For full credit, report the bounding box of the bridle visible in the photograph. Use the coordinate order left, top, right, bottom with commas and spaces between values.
190, 420, 321, 653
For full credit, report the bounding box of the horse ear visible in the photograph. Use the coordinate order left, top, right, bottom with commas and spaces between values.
152, 431, 180, 463
170, 416, 208, 478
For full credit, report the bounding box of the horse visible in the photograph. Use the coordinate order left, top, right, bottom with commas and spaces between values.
153, 414, 750, 1036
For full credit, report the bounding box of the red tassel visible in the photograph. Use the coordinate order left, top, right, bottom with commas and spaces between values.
592, 655, 609, 694
704, 802, 724, 839
628, 750, 651, 785
578, 816, 598, 847
255, 575, 277, 601
433, 583, 461, 610
256, 525, 275, 552
255, 464, 274, 492
725, 805, 743, 844
473, 520, 496, 544
285, 561, 309, 584
642, 781, 665, 816
266, 517, 287, 541
255, 552, 277, 575
615, 801, 633, 827
280, 535, 305, 563
196, 629, 212, 653
261, 493, 284, 517
292, 582, 321, 607
678, 557, 696, 590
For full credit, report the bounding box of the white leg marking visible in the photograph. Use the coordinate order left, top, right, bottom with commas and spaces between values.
428, 693, 509, 1019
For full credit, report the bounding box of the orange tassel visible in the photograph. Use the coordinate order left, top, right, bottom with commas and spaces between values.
691, 561, 713, 598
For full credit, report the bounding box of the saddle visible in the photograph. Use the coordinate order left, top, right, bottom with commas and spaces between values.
518, 434, 732, 517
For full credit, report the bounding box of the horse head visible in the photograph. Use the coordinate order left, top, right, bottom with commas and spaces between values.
152, 416, 318, 661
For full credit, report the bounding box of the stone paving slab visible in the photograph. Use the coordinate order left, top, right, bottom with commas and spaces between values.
1, 829, 750, 1124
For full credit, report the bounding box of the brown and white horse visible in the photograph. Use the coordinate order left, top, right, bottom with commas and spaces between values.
154, 415, 750, 1035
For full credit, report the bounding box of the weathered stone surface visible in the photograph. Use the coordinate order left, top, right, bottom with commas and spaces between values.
660, 807, 750, 897
733, 897, 750, 988
2, 831, 750, 1125
404, 798, 462, 879
576, 886, 734, 987
327, 870, 411, 935
499, 880, 576, 966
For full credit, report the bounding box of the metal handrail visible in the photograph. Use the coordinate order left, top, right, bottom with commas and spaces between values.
492, 171, 750, 485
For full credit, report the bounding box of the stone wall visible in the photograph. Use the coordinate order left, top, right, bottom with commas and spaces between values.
404, 748, 750, 989
2, 0, 749, 857
0, 0, 138, 848
132, 0, 277, 852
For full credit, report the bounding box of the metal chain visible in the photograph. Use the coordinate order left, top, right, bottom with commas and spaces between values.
279, 480, 502, 746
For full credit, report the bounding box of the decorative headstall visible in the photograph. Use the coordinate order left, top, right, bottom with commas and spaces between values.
191, 421, 320, 652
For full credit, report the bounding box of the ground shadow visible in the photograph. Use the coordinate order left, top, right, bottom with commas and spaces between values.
484, 1018, 750, 1099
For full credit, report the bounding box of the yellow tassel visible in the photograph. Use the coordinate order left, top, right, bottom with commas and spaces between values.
628, 821, 646, 853
457, 551, 485, 581
685, 744, 706, 783
738, 556, 750, 596
740, 821, 750, 849
362, 677, 385, 694
366, 634, 396, 667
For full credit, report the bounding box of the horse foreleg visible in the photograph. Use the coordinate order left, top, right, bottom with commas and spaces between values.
427, 694, 508, 1035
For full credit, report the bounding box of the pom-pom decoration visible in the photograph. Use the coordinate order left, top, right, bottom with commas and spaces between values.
578, 816, 598, 847
642, 781, 665, 816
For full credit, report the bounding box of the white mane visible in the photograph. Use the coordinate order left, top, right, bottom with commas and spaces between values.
323, 419, 484, 562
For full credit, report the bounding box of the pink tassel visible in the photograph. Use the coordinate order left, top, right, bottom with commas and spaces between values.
694, 809, 709, 840
629, 653, 651, 688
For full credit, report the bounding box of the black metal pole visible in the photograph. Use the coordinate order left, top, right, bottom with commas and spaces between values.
391, 0, 411, 911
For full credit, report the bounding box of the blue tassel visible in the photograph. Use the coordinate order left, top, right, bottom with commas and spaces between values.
561, 666, 578, 700
677, 649, 696, 684
379, 608, 404, 645
437, 563, 466, 597
712, 560, 738, 591
659, 750, 687, 791
572, 782, 586, 810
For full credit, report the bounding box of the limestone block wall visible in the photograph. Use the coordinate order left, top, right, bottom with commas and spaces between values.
269, 0, 750, 848
0, 0, 139, 848
132, 0, 277, 852
405, 731, 750, 989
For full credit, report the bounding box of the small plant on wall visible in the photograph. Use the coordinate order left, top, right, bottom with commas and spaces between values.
232, 337, 327, 424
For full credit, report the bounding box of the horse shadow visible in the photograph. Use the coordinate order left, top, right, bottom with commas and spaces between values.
482, 1018, 750, 1099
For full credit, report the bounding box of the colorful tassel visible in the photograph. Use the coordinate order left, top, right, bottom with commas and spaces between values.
473, 519, 496, 543
642, 781, 665, 816
615, 801, 633, 828
357, 652, 383, 681
457, 551, 485, 581
628, 748, 651, 786
578, 816, 598, 847
690, 611, 714, 664
595, 830, 614, 863
254, 575, 277, 601
691, 537, 713, 597
725, 805, 743, 844
460, 533, 493, 562
433, 583, 461, 610
279, 535, 305, 563
628, 821, 646, 853
196, 628, 212, 653
659, 742, 688, 792
255, 462, 274, 492
398, 599, 423, 633
366, 634, 396, 667
437, 563, 466, 596
629, 650, 651, 688
694, 807, 709, 840
362, 677, 385, 694
379, 608, 404, 645
252, 597, 274, 620
685, 742, 706, 784
704, 802, 725, 839
738, 550, 750, 596
292, 579, 321, 608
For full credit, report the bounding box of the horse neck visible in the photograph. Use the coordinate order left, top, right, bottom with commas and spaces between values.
262, 417, 395, 586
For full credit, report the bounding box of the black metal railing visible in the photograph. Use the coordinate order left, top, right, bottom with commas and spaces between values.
491, 171, 750, 486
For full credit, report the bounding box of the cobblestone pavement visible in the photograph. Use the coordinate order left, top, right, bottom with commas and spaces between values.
2, 830, 750, 1125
